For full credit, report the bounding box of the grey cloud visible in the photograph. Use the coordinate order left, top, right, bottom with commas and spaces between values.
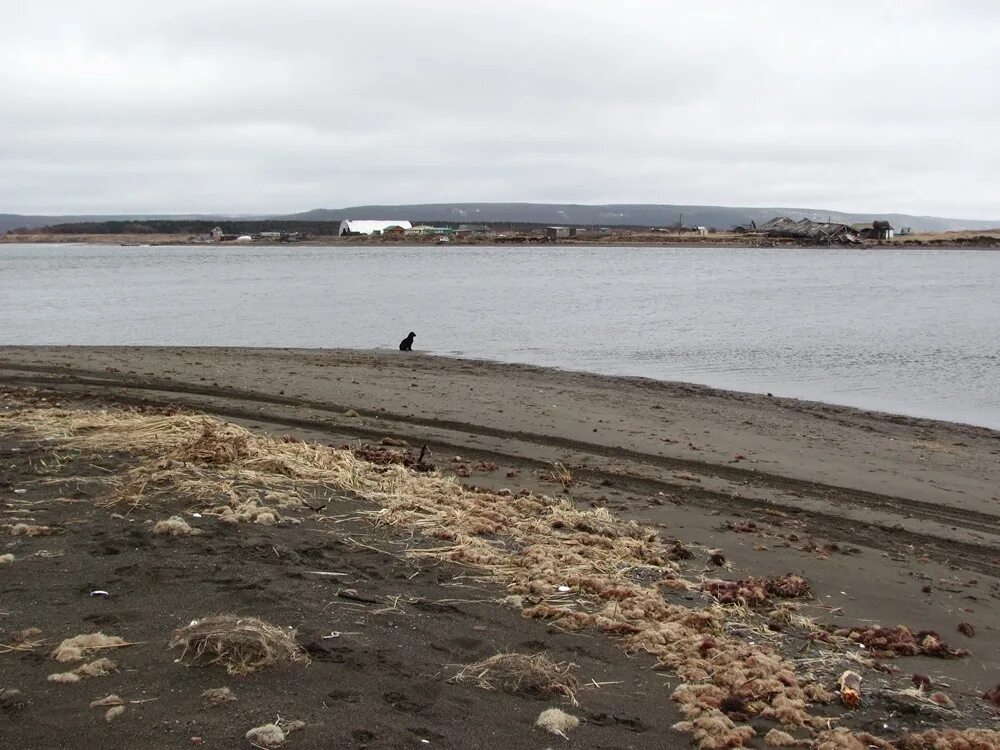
3, 0, 1000, 217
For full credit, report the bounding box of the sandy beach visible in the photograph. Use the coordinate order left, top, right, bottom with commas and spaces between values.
1, 346, 998, 748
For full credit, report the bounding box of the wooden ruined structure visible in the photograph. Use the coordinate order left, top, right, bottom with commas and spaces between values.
758, 217, 860, 245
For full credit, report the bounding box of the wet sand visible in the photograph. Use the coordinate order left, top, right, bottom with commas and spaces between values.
1, 346, 998, 747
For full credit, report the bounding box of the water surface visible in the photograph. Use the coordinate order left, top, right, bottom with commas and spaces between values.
1, 243, 997, 428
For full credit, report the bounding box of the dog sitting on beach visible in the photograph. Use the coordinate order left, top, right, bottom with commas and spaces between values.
399, 332, 415, 351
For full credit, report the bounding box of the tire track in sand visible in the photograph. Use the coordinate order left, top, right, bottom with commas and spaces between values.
2, 366, 998, 577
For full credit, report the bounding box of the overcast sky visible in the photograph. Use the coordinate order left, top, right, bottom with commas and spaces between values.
3, 1, 1000, 218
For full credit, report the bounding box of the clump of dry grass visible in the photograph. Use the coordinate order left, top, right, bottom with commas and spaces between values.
540, 462, 575, 487
213, 501, 297, 526
48, 657, 117, 683
246, 723, 285, 747
763, 728, 803, 747
452, 652, 579, 704
0, 553, 14, 565
833, 625, 967, 659
535, 707, 579, 737
703, 575, 810, 608
202, 686, 237, 706
245, 718, 305, 748
672, 710, 756, 748
91, 694, 126, 722
51, 632, 130, 662
169, 615, 305, 675
1, 626, 43, 655
896, 729, 1000, 749
0, 688, 25, 712
151, 516, 201, 536
5, 523, 59, 537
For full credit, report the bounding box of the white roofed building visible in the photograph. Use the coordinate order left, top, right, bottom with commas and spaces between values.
338, 220, 413, 236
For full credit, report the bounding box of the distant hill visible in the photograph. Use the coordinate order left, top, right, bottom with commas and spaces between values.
284, 203, 1000, 233
4, 204, 999, 235
0, 213, 251, 234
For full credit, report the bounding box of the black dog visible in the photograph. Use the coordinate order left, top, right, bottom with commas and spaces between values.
399, 331, 415, 351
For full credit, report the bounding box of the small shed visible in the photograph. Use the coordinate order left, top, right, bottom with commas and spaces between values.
856, 221, 896, 241
545, 226, 576, 240
872, 221, 895, 240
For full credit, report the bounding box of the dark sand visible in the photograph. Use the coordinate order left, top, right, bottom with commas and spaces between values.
1, 347, 998, 747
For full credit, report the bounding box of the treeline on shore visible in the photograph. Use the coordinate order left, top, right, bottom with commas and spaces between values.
10, 219, 632, 236
11, 220, 347, 236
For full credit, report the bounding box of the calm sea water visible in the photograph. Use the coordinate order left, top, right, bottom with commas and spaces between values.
1, 243, 998, 428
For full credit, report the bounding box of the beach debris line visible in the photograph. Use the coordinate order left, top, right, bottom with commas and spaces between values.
452, 652, 579, 704
3, 404, 998, 749
168, 615, 306, 675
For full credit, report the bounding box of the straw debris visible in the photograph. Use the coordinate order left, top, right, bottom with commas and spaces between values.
51, 633, 129, 662
764, 728, 803, 747
151, 516, 201, 536
104, 705, 125, 722
535, 707, 579, 737
453, 652, 579, 704
4, 404, 996, 749
0, 553, 14, 565
202, 686, 237, 705
5, 523, 59, 537
704, 575, 810, 607
91, 694, 127, 722
896, 729, 1000, 749
833, 625, 967, 658
244, 718, 302, 747
48, 657, 117, 683
169, 615, 305, 675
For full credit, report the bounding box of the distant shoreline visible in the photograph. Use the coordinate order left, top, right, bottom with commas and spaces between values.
3, 233, 999, 250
